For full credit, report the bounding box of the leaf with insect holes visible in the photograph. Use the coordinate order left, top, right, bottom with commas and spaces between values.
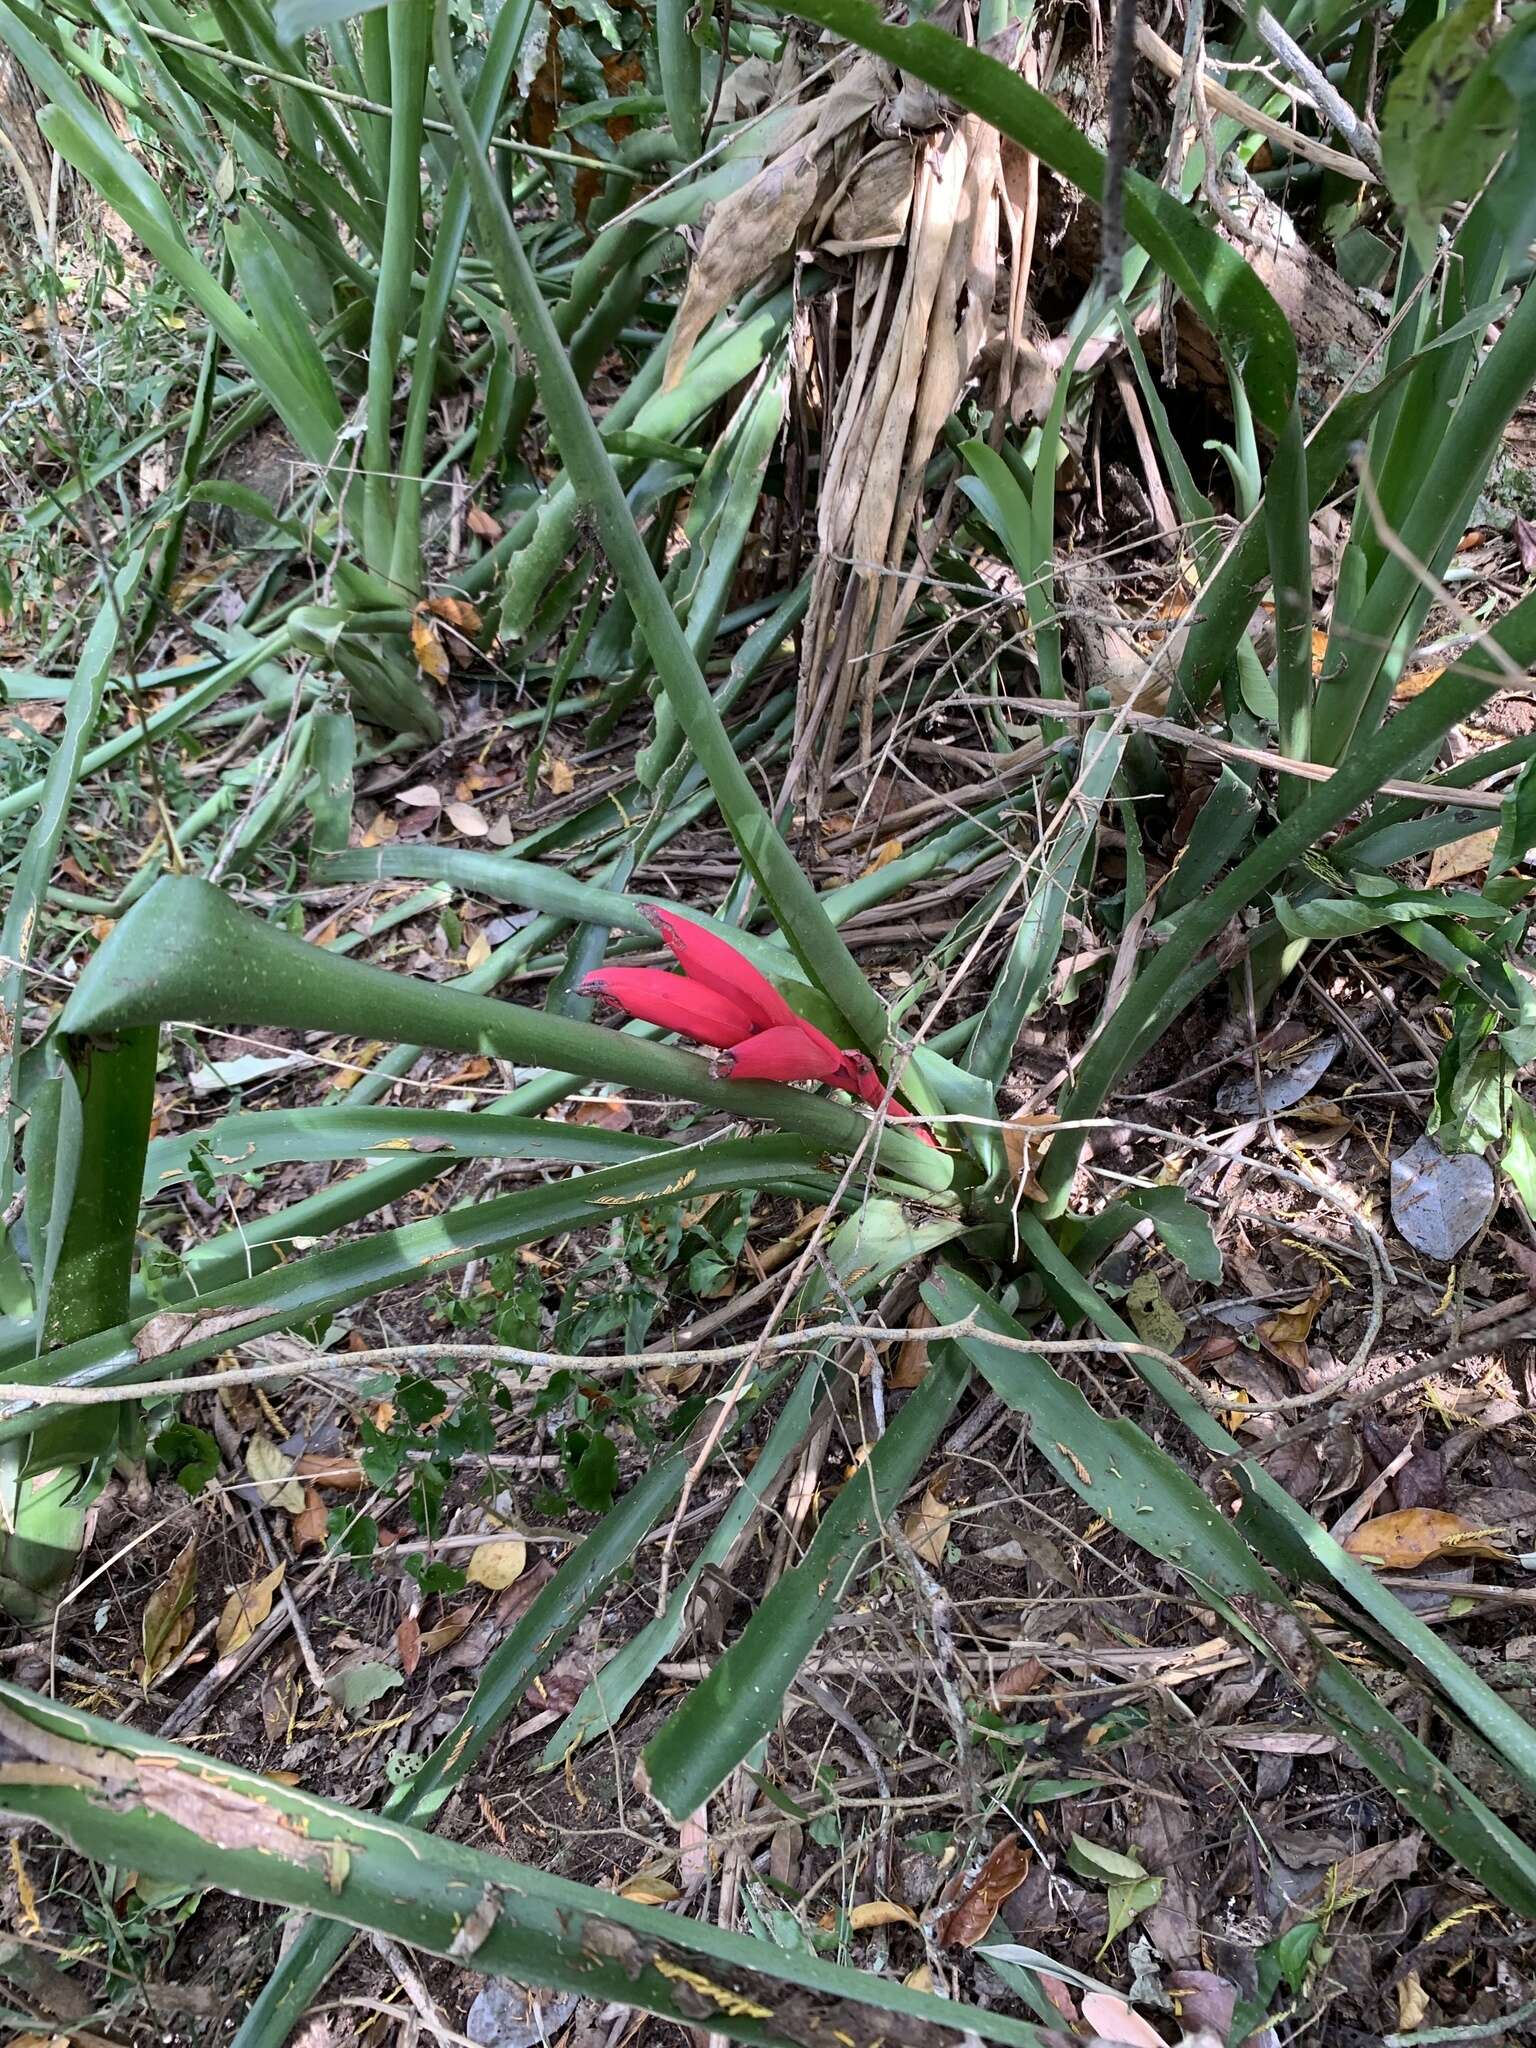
1343, 1508, 1510, 1569
140, 1537, 198, 1686
246, 1433, 306, 1513
217, 1564, 285, 1657
466, 1538, 528, 1590
1125, 1271, 1184, 1352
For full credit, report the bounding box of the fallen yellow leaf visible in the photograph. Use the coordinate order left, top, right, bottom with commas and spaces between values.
216, 1563, 285, 1658
411, 609, 450, 684
859, 838, 904, 877
1427, 829, 1499, 888
849, 1900, 918, 1931
1343, 1507, 1510, 1569
466, 1537, 528, 1590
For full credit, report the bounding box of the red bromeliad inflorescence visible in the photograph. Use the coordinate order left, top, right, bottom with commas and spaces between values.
582, 908, 934, 1141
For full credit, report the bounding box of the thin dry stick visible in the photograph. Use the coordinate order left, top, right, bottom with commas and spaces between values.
1098, 0, 1142, 294
1135, 20, 1374, 181
1251, 6, 1384, 177
0, 1322, 1209, 1411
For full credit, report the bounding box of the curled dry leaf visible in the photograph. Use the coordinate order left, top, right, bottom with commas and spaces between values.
397, 1614, 421, 1678
466, 503, 503, 542
936, 1833, 1030, 1947
1002, 1111, 1058, 1201
889, 1299, 933, 1390
619, 1871, 679, 1904
425, 593, 482, 636
291, 1485, 329, 1553
902, 1472, 953, 1568
216, 1563, 285, 1658
1342, 1508, 1510, 1569
417, 1603, 477, 1658
1258, 1277, 1329, 1375
539, 755, 575, 796
848, 1899, 917, 1932
293, 1452, 363, 1491
467, 1537, 528, 1590
410, 608, 450, 684
140, 1536, 199, 1687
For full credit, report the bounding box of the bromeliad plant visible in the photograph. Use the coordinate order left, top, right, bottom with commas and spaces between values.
3, 0, 1536, 2035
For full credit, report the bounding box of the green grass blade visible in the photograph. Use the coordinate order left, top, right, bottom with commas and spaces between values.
541, 1351, 831, 1767
1311, 277, 1536, 763
0, 1139, 837, 1443
0, 554, 144, 1236
966, 723, 1124, 1084
1014, 1214, 1536, 1810
925, 1263, 1536, 1912
363, 0, 429, 575
1265, 402, 1313, 814
143, 1107, 666, 1195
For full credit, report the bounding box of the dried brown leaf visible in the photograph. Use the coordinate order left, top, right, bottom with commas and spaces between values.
1258, 1277, 1329, 1375
936, 1833, 1030, 1947
140, 1536, 198, 1686
663, 143, 821, 388
290, 1485, 329, 1553
1427, 828, 1499, 887
425, 593, 483, 635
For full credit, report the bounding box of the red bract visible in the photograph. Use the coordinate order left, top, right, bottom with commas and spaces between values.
712, 1024, 844, 1085
641, 907, 800, 1035
581, 912, 936, 1142
583, 966, 754, 1050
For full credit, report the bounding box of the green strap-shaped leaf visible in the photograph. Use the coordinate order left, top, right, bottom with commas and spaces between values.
59, 876, 950, 1192
0, 1683, 1048, 2048
0, 1139, 835, 1443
